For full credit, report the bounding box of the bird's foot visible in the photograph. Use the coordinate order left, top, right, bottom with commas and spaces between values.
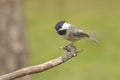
59, 42, 74, 50
63, 44, 83, 56
59, 43, 83, 57
62, 43, 75, 51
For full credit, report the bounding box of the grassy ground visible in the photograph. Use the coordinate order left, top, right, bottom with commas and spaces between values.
25, 0, 120, 80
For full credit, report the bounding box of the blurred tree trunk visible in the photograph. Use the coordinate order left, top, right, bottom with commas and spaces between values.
0, 0, 31, 80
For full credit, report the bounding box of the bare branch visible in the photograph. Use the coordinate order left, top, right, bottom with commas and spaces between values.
0, 46, 82, 80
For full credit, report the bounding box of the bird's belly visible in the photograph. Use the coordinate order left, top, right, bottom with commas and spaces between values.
63, 34, 80, 42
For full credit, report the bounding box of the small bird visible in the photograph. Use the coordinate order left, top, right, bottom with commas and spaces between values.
55, 20, 98, 46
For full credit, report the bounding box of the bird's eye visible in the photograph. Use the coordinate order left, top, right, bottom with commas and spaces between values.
55, 24, 62, 30
58, 26, 61, 29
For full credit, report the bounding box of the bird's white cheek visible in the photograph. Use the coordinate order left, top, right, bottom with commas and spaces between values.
60, 23, 70, 30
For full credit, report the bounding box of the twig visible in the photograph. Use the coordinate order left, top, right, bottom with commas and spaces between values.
0, 45, 83, 80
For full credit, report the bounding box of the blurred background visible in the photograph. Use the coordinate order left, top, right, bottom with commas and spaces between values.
25, 0, 120, 80
0, 0, 120, 80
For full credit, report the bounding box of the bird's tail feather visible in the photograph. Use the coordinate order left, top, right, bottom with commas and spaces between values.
89, 36, 99, 43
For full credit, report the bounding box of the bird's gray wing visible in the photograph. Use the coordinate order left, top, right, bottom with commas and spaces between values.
69, 25, 89, 38
69, 25, 99, 43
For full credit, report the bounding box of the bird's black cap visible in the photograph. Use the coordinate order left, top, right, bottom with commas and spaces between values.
55, 20, 66, 31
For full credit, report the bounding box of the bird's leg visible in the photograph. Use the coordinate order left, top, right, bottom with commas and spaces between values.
62, 42, 75, 50
59, 43, 71, 50
59, 42, 75, 51
60, 43, 70, 50
64, 42, 74, 48
70, 42, 75, 47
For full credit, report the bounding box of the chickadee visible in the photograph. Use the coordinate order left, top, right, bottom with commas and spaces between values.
55, 20, 98, 46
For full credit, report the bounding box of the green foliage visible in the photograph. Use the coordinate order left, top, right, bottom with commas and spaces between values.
25, 0, 120, 80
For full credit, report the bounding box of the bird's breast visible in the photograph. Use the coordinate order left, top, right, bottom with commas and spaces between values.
62, 33, 81, 42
